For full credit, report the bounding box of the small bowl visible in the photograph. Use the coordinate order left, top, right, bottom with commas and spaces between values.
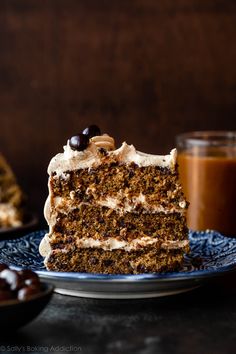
0, 282, 54, 330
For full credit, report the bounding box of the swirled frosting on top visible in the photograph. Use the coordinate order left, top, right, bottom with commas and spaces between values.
48, 134, 177, 175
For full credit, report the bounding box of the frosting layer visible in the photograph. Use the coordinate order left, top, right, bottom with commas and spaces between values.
39, 233, 188, 256
75, 237, 188, 252
48, 137, 177, 175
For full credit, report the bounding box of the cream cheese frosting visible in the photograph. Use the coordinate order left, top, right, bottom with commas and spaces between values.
48, 135, 177, 175
39, 233, 188, 256
96, 195, 186, 213
48, 195, 186, 216
75, 237, 188, 252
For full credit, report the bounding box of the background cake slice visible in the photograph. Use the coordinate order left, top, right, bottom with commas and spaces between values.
40, 126, 189, 274
0, 153, 24, 228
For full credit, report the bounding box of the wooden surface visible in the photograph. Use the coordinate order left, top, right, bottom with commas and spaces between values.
2, 275, 236, 354
0, 0, 236, 221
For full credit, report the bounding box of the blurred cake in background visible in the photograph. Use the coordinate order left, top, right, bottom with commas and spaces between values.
0, 154, 24, 228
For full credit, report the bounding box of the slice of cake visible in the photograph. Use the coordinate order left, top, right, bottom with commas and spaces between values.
0, 154, 24, 228
40, 125, 189, 274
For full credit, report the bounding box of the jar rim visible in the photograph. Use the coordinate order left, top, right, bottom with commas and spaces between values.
176, 131, 236, 147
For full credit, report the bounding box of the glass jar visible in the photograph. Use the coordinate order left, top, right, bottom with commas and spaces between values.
176, 131, 236, 236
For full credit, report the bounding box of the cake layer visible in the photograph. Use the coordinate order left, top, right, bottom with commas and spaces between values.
44, 247, 187, 274
51, 205, 188, 243
50, 163, 186, 210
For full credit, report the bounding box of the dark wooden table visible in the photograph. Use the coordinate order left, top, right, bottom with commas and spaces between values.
2, 274, 236, 354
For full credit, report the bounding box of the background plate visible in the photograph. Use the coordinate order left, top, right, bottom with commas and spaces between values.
0, 213, 38, 238
0, 230, 236, 299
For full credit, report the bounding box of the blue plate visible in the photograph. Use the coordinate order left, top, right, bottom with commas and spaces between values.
0, 230, 236, 299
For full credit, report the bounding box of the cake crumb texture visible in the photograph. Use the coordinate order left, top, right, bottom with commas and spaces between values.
46, 247, 188, 274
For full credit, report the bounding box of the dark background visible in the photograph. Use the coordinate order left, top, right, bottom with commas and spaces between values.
0, 0, 236, 223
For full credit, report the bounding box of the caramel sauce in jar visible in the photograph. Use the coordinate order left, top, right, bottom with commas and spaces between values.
177, 132, 236, 236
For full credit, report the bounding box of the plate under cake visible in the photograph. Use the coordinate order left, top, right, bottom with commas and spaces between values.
39, 126, 189, 274
0, 229, 235, 299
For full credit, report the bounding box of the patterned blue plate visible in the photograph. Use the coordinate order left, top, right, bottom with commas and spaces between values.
0, 229, 236, 299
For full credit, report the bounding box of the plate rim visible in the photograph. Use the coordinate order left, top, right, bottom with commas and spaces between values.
32, 263, 236, 283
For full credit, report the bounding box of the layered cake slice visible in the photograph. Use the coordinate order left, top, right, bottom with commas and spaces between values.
0, 153, 24, 228
40, 125, 189, 274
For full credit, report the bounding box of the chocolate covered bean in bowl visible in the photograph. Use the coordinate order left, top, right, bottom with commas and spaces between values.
0, 263, 54, 330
